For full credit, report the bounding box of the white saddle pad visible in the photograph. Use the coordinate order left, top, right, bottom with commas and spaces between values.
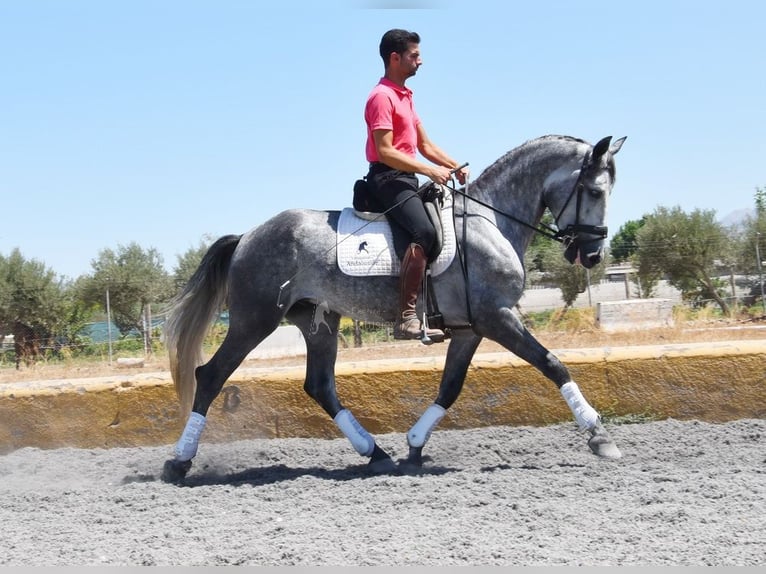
337, 193, 457, 277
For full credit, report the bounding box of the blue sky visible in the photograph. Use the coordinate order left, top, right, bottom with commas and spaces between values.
1, 0, 764, 279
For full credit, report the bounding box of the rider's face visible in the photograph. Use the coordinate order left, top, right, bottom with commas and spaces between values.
396, 43, 421, 78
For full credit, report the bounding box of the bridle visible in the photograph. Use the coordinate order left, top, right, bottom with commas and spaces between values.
447, 150, 608, 247
548, 151, 609, 245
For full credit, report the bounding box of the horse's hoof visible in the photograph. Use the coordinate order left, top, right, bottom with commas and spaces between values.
368, 456, 399, 475
161, 459, 192, 484
367, 445, 399, 475
397, 445, 424, 474
397, 458, 423, 475
588, 425, 622, 459
367, 445, 398, 474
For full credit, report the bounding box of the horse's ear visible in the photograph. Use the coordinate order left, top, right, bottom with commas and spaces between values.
592, 136, 612, 161
609, 136, 627, 156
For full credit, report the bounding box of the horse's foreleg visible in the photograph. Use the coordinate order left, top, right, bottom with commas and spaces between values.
402, 331, 482, 470
490, 310, 621, 459
291, 304, 397, 475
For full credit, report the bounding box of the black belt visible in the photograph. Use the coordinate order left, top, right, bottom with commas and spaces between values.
368, 162, 414, 175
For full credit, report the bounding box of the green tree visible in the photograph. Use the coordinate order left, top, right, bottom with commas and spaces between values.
735, 187, 766, 274
62, 276, 100, 350
524, 210, 608, 305
172, 236, 213, 293
524, 211, 557, 282
609, 218, 645, 263
755, 186, 766, 216
634, 206, 732, 315
732, 186, 766, 307
81, 243, 173, 340
540, 242, 608, 308
0, 249, 71, 365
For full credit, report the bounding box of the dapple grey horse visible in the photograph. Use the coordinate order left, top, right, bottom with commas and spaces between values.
162, 134, 626, 483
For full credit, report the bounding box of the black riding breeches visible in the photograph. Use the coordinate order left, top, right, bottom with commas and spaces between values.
366, 163, 437, 260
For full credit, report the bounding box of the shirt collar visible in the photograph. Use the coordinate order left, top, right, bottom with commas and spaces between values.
379, 76, 412, 98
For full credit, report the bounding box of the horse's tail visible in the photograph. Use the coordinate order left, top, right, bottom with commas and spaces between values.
164, 234, 242, 415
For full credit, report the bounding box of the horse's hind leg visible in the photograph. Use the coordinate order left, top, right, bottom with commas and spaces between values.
287, 303, 397, 475
401, 329, 482, 470
162, 323, 277, 483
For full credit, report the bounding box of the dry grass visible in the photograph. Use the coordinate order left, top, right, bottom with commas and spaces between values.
2, 313, 765, 385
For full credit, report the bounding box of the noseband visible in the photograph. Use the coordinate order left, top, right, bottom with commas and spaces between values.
550, 152, 608, 246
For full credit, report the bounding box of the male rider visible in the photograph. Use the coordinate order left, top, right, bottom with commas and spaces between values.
364, 29, 468, 341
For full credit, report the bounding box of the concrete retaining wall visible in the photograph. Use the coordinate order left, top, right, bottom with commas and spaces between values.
0, 340, 764, 454
245, 325, 306, 360
596, 298, 674, 332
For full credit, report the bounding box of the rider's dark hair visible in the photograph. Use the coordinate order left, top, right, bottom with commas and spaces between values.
379, 29, 420, 67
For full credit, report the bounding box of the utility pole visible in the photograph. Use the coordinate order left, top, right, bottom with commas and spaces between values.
756, 233, 765, 314
623, 267, 631, 299
143, 304, 152, 356
105, 282, 113, 365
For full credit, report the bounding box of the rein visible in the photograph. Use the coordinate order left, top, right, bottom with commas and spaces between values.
444, 152, 605, 332
276, 153, 606, 312
446, 151, 607, 246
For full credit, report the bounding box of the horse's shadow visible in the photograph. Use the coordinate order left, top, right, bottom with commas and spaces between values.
123, 459, 459, 488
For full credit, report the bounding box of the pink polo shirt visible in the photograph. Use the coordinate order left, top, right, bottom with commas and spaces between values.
364, 77, 421, 163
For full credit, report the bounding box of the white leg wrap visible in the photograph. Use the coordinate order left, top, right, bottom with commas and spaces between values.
334, 409, 375, 457
560, 381, 599, 431
174, 412, 207, 462
407, 403, 446, 448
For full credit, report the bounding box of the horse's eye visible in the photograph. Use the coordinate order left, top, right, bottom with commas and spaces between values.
588, 187, 604, 199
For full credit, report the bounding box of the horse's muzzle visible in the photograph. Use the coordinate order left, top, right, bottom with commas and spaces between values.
564, 240, 604, 269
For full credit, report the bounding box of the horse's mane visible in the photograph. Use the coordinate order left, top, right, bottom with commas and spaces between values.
476, 135, 588, 182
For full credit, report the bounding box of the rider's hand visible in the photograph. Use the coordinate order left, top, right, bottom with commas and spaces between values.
427, 165, 452, 185
454, 166, 469, 185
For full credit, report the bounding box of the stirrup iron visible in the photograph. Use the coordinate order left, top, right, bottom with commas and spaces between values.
420, 311, 434, 345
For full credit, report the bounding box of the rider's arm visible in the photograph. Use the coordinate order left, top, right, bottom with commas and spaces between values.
417, 124, 469, 185
372, 129, 449, 184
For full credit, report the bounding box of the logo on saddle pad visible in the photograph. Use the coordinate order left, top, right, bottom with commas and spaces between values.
336, 201, 457, 277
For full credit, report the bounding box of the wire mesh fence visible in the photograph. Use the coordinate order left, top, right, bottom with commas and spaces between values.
2, 274, 765, 369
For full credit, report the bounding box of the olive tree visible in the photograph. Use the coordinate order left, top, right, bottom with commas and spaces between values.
0, 249, 71, 365
540, 241, 608, 308
634, 206, 732, 315
81, 243, 173, 343
610, 218, 645, 263
731, 187, 766, 308
172, 237, 213, 293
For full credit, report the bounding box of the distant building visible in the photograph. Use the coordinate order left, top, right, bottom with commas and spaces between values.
604, 264, 635, 283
